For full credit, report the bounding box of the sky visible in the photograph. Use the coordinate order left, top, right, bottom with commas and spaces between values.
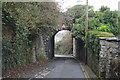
56, 0, 120, 12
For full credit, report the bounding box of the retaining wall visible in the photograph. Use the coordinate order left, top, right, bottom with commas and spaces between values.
99, 37, 120, 78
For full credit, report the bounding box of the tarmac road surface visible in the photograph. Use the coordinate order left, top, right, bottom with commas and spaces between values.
44, 56, 85, 78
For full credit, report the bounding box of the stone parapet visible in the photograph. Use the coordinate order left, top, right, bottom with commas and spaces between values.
99, 37, 120, 78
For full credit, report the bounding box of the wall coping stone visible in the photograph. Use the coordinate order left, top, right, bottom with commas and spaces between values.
99, 37, 120, 42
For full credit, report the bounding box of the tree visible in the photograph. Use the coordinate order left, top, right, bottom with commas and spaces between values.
2, 2, 60, 70
71, 5, 119, 36
63, 5, 93, 27
99, 6, 110, 12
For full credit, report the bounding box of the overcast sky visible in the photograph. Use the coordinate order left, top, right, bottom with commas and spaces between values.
56, 0, 120, 11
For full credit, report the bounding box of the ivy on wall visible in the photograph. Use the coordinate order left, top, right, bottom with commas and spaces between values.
2, 2, 60, 71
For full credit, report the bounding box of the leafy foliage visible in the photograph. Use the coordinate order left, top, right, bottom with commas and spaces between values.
99, 6, 110, 12
71, 6, 119, 37
63, 5, 93, 26
2, 2, 60, 70
69, 5, 117, 75
70, 5, 116, 59
97, 24, 111, 32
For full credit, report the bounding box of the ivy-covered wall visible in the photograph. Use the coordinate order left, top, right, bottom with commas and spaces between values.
2, 2, 59, 71
2, 28, 55, 72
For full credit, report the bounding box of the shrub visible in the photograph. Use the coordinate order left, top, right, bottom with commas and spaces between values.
97, 24, 112, 32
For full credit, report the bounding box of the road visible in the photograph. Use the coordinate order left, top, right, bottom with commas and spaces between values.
4, 55, 85, 79
44, 56, 85, 78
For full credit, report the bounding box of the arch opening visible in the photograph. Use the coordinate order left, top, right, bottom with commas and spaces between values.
47, 29, 85, 62
54, 30, 73, 58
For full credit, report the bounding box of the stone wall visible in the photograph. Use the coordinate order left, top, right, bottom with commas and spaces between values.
73, 38, 85, 62
73, 38, 76, 57
99, 37, 120, 78
45, 36, 54, 59
87, 46, 99, 76
31, 35, 46, 62
31, 32, 53, 62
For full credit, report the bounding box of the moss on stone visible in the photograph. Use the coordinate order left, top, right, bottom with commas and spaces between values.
37, 55, 47, 61
89, 30, 115, 37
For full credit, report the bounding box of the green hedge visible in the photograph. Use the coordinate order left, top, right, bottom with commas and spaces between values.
2, 37, 31, 71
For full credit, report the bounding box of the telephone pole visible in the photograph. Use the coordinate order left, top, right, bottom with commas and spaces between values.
85, 0, 88, 65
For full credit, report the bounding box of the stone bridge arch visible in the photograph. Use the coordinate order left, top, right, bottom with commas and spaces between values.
46, 28, 85, 62
46, 29, 71, 59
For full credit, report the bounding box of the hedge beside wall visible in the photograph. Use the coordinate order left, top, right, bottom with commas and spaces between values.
87, 31, 115, 76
